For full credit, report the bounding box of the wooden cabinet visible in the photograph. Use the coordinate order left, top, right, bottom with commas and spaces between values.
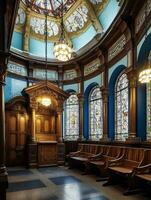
38, 142, 58, 167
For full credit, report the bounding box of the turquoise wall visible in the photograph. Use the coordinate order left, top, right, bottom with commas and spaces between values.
5, 76, 27, 102
99, 0, 120, 32
11, 32, 23, 50
108, 55, 128, 82
84, 74, 102, 92
71, 26, 97, 51
63, 84, 79, 92
29, 38, 55, 59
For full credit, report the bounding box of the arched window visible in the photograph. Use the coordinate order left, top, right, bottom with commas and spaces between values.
64, 94, 79, 140
115, 73, 129, 141
147, 82, 151, 140
89, 86, 103, 140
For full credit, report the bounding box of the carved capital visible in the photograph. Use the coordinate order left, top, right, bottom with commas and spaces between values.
77, 93, 84, 106
101, 87, 109, 103
125, 68, 137, 88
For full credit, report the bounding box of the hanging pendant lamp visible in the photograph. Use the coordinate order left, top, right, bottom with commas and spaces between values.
53, 0, 72, 62
139, 0, 151, 83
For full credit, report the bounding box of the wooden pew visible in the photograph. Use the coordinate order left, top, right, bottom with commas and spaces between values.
104, 147, 146, 195
134, 149, 151, 187
86, 146, 124, 178
68, 144, 101, 169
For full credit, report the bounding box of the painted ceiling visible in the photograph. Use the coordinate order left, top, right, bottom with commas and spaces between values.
11, 0, 121, 60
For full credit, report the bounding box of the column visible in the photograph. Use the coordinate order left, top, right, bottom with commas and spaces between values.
78, 93, 84, 141
100, 51, 111, 141
31, 108, 36, 141
126, 69, 140, 142
101, 88, 109, 139
0, 61, 8, 200
56, 107, 63, 143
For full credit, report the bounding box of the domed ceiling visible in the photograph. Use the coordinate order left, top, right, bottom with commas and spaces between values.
11, 0, 121, 61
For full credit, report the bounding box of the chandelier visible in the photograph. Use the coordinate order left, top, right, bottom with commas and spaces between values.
139, 0, 151, 83
37, 96, 51, 107
53, 0, 72, 62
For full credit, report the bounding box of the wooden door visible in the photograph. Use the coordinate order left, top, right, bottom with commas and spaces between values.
6, 112, 28, 166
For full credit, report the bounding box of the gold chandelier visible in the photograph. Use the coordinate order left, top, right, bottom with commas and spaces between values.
139, 0, 151, 84
53, 0, 72, 62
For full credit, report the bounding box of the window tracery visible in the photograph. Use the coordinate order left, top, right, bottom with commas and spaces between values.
30, 17, 59, 36
24, 0, 76, 16
89, 86, 103, 140
115, 73, 129, 141
16, 8, 26, 25
64, 5, 88, 32
90, 0, 103, 4
64, 94, 79, 140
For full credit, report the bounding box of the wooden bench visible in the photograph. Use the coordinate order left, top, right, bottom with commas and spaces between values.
68, 144, 101, 169
86, 146, 124, 178
134, 149, 151, 186
104, 147, 146, 194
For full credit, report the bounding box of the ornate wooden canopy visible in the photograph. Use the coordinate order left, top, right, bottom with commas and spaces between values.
23, 81, 69, 109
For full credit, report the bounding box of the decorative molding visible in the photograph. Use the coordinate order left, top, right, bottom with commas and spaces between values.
108, 34, 126, 62
33, 68, 58, 81
7, 61, 27, 76
135, 0, 151, 34
84, 58, 101, 76
63, 69, 77, 80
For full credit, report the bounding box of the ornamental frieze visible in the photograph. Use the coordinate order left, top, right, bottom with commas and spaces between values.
8, 62, 27, 76
64, 69, 77, 80
84, 58, 101, 76
108, 34, 126, 62
135, 0, 151, 33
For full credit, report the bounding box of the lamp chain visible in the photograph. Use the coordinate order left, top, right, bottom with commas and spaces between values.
45, 0, 48, 83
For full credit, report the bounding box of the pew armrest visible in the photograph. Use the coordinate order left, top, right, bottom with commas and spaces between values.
88, 152, 103, 161
134, 163, 151, 174
108, 155, 125, 167
68, 150, 82, 157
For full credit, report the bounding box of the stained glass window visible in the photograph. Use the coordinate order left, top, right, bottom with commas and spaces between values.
64, 94, 79, 140
115, 73, 129, 141
147, 82, 151, 140
89, 86, 103, 140
64, 5, 88, 32
24, 0, 76, 16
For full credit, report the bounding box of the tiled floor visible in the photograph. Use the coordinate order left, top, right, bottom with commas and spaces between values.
7, 166, 150, 200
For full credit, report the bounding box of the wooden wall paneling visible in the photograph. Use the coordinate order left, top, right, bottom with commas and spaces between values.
38, 142, 58, 166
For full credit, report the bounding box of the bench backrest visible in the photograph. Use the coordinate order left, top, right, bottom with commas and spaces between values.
79, 144, 98, 154
107, 146, 124, 158
141, 149, 151, 166
124, 147, 145, 166
102, 145, 110, 155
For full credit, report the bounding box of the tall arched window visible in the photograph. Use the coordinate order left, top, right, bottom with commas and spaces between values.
64, 94, 79, 140
147, 82, 151, 140
89, 86, 103, 140
115, 73, 129, 141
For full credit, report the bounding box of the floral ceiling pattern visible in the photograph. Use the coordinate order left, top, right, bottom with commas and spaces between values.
17, 0, 109, 37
